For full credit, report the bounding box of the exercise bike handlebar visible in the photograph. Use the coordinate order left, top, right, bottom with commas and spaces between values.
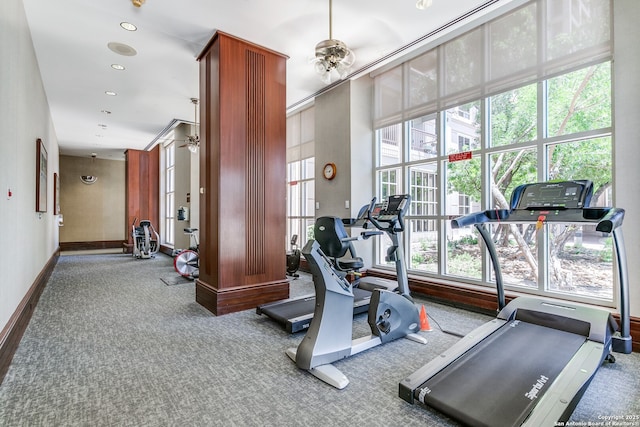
340, 230, 384, 242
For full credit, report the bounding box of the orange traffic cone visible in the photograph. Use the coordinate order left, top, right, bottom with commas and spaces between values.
419, 305, 432, 331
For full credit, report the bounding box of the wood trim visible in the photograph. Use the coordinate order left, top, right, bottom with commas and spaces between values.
368, 269, 640, 352
196, 278, 289, 316
0, 250, 59, 384
159, 245, 174, 256
60, 240, 125, 251
197, 30, 288, 62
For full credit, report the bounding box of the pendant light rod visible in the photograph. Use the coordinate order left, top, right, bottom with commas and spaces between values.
328, 0, 333, 39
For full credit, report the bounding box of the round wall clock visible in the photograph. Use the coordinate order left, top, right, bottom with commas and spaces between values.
323, 162, 337, 180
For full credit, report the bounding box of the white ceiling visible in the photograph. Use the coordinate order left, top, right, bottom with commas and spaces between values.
22, 0, 506, 160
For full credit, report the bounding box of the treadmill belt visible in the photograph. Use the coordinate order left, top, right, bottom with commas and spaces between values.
415, 320, 586, 427
258, 287, 373, 329
264, 295, 316, 323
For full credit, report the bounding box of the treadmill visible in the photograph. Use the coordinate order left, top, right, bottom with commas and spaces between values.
257, 205, 397, 333
399, 180, 632, 427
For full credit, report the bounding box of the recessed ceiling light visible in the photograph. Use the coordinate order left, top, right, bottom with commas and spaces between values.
120, 22, 137, 31
111, 64, 125, 71
107, 42, 137, 57
105, 91, 117, 96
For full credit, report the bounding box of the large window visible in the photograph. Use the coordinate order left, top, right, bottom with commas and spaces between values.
373, 0, 614, 305
163, 141, 175, 246
286, 107, 315, 249
287, 158, 315, 247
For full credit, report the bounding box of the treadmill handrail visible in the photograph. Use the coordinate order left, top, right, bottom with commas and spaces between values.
451, 207, 625, 230
450, 205, 631, 353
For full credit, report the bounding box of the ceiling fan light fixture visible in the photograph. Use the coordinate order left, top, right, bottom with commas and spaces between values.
132, 0, 145, 7
313, 0, 355, 84
416, 0, 433, 10
186, 98, 200, 154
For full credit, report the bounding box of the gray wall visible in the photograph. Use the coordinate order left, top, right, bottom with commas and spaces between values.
314, 76, 377, 267
0, 0, 60, 329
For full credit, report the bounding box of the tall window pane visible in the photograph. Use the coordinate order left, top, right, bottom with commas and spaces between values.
445, 158, 482, 280
378, 168, 401, 201
288, 181, 300, 217
490, 84, 537, 147
164, 142, 175, 246
374, 66, 403, 122
547, 63, 612, 137
377, 123, 403, 166
546, 0, 611, 62
489, 2, 537, 81
409, 166, 438, 273
490, 149, 538, 209
545, 137, 613, 299
488, 148, 538, 288
409, 115, 437, 161
445, 102, 480, 154
287, 157, 315, 248
446, 219, 481, 279
443, 28, 482, 96
409, 219, 438, 273
410, 165, 438, 216
409, 50, 438, 108
446, 157, 480, 216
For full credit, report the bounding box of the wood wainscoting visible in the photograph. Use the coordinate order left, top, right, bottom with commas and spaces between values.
0, 250, 59, 384
368, 269, 640, 352
60, 240, 125, 251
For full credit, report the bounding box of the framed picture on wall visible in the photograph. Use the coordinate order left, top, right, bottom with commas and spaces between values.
36, 138, 47, 212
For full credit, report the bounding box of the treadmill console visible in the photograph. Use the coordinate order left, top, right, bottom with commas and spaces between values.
377, 194, 411, 222
511, 180, 593, 210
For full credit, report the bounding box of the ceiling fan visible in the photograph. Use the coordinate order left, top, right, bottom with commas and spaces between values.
311, 0, 356, 84
176, 98, 200, 154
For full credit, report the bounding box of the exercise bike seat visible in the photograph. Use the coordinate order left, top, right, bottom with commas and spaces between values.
314, 216, 364, 272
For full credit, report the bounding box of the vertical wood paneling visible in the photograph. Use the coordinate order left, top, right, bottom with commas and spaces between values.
125, 148, 159, 245
245, 49, 266, 276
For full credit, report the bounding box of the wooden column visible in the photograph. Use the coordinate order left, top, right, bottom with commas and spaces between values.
124, 147, 160, 247
196, 31, 289, 315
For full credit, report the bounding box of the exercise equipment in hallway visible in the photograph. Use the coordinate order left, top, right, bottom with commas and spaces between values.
174, 228, 199, 279
286, 234, 301, 278
131, 218, 160, 259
